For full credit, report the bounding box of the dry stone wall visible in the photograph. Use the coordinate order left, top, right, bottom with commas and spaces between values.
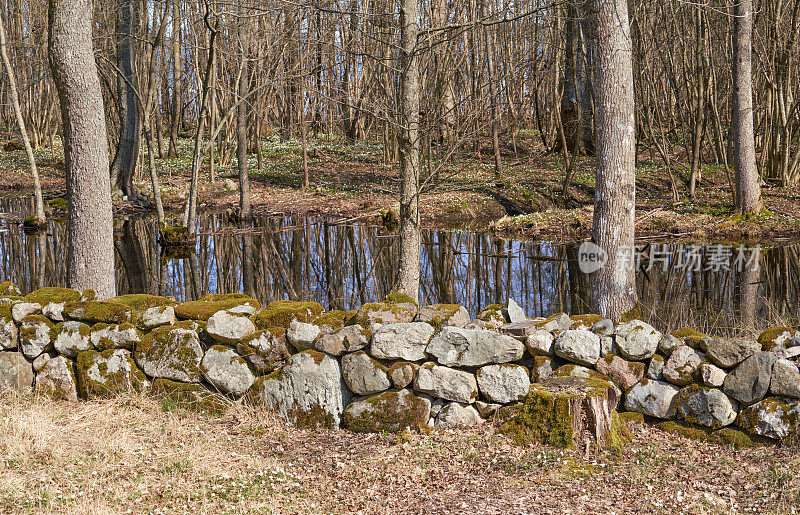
1, 281, 799, 443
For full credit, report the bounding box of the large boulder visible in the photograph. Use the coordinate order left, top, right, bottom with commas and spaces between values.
341, 351, 391, 395
524, 330, 555, 357
624, 378, 681, 419
435, 402, 483, 429
426, 327, 524, 367
201, 345, 255, 396
416, 304, 470, 329
206, 310, 256, 345
89, 323, 140, 351
0, 306, 17, 349
247, 350, 347, 429
595, 354, 645, 390
12, 302, 42, 323
676, 385, 738, 429
615, 320, 661, 361
76, 349, 149, 398
313, 324, 370, 356
286, 321, 321, 352
19, 315, 54, 359
723, 352, 777, 405
134, 323, 204, 383
701, 337, 760, 369
476, 364, 530, 404
504, 299, 526, 324
737, 397, 800, 441
770, 358, 800, 399
142, 306, 177, 330
0, 352, 34, 391
370, 322, 434, 361
53, 321, 92, 358
237, 330, 290, 375
662, 346, 705, 386
553, 329, 600, 367
342, 389, 431, 433
414, 362, 478, 404
35, 356, 78, 401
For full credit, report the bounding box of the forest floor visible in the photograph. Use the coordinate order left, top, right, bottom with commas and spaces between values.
2, 134, 800, 242
1, 392, 798, 514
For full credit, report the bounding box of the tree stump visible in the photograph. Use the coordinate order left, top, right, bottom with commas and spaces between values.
499, 376, 628, 452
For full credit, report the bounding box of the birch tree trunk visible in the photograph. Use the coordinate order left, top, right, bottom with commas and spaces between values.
396, 0, 421, 301
733, 0, 763, 215
48, 0, 117, 299
588, 0, 637, 320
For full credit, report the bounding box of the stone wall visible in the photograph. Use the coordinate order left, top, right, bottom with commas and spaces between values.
1, 281, 799, 443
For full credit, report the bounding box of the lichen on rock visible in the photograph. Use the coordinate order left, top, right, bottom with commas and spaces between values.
76, 349, 149, 399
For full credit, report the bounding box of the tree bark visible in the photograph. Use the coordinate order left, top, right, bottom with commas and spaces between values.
588, 0, 638, 320
396, 0, 421, 301
49, 0, 117, 299
562, 0, 594, 155
237, 12, 251, 219
733, 0, 763, 215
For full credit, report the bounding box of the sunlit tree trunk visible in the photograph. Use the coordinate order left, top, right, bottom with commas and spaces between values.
49, 0, 117, 299
588, 0, 637, 319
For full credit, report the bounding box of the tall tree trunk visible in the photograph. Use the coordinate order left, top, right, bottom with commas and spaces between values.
588, 0, 637, 320
562, 0, 594, 154
109, 0, 140, 198
49, 0, 117, 299
0, 11, 46, 223
168, 0, 181, 158
733, 0, 762, 215
237, 12, 251, 219
396, 0, 421, 301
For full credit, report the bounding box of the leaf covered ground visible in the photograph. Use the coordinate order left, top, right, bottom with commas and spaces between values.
1, 392, 797, 514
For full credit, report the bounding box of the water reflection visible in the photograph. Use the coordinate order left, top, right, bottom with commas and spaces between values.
1, 196, 798, 335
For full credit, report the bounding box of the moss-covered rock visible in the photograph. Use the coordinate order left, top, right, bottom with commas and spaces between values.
312, 310, 346, 331
90, 323, 141, 351
416, 304, 470, 329
711, 427, 761, 449
52, 321, 92, 358
200, 345, 255, 397
343, 389, 431, 433
251, 300, 323, 330
35, 355, 78, 401
63, 301, 133, 325
570, 314, 604, 330
341, 351, 391, 396
109, 294, 178, 312
175, 295, 260, 321
473, 304, 507, 329
676, 384, 738, 429
47, 197, 68, 211
141, 305, 177, 329
152, 378, 230, 415
25, 287, 82, 306
76, 349, 149, 399
237, 330, 290, 375
0, 305, 18, 350
383, 291, 419, 309
158, 225, 195, 246
347, 302, 415, 331
736, 396, 800, 441
20, 314, 55, 359
670, 327, 712, 349
134, 324, 204, 383
757, 326, 800, 352
0, 281, 21, 297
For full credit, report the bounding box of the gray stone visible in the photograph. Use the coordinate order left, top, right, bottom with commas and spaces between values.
658, 333, 682, 357
538, 313, 572, 333
476, 364, 531, 404
770, 358, 800, 399
595, 354, 645, 390
624, 379, 681, 419
429, 397, 446, 418
701, 337, 760, 369
76, 349, 149, 398
0, 313, 18, 350
524, 330, 554, 357
599, 336, 615, 356
475, 401, 502, 418
207, 310, 257, 345
20, 315, 53, 359
676, 386, 738, 428
342, 389, 431, 433
371, 322, 435, 361
314, 324, 369, 356
700, 363, 726, 388
553, 329, 600, 366
414, 362, 478, 404
32, 352, 56, 372
353, 302, 415, 332
737, 397, 800, 440
89, 323, 140, 351
199, 345, 254, 396
35, 356, 78, 401
0, 352, 34, 391
42, 302, 65, 322
647, 354, 665, 380
142, 306, 176, 329
285, 320, 321, 351
341, 351, 391, 395
134, 325, 204, 383
530, 356, 555, 383
248, 350, 347, 429
504, 299, 526, 324
12, 302, 42, 323
435, 402, 483, 429
723, 352, 776, 405
592, 319, 615, 336
501, 320, 542, 337
662, 345, 705, 386
615, 320, 661, 361
388, 361, 419, 389
417, 304, 471, 329
54, 321, 92, 357
426, 326, 523, 367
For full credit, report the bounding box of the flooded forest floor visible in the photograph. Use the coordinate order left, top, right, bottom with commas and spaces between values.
2, 134, 800, 242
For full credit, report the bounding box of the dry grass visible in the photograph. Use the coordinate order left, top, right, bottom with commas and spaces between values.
1, 391, 799, 514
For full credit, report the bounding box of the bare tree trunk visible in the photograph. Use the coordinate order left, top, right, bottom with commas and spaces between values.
168, 0, 181, 158
589, 0, 637, 320
0, 11, 45, 224
49, 0, 117, 299
733, 0, 763, 215
109, 0, 140, 198
237, 12, 251, 219
396, 0, 421, 301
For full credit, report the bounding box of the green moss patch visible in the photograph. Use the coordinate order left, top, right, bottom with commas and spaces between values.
0, 281, 21, 297
342, 389, 430, 433
570, 314, 603, 328
251, 300, 323, 330
159, 225, 196, 246
63, 301, 133, 324
757, 326, 798, 351
656, 421, 716, 442
109, 294, 178, 311
712, 428, 760, 449
383, 291, 418, 308
671, 327, 712, 348
24, 287, 82, 306
175, 296, 260, 321
76, 349, 149, 399
312, 310, 346, 331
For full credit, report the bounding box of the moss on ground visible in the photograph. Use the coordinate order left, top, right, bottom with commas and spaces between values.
657, 420, 716, 442
712, 428, 760, 449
